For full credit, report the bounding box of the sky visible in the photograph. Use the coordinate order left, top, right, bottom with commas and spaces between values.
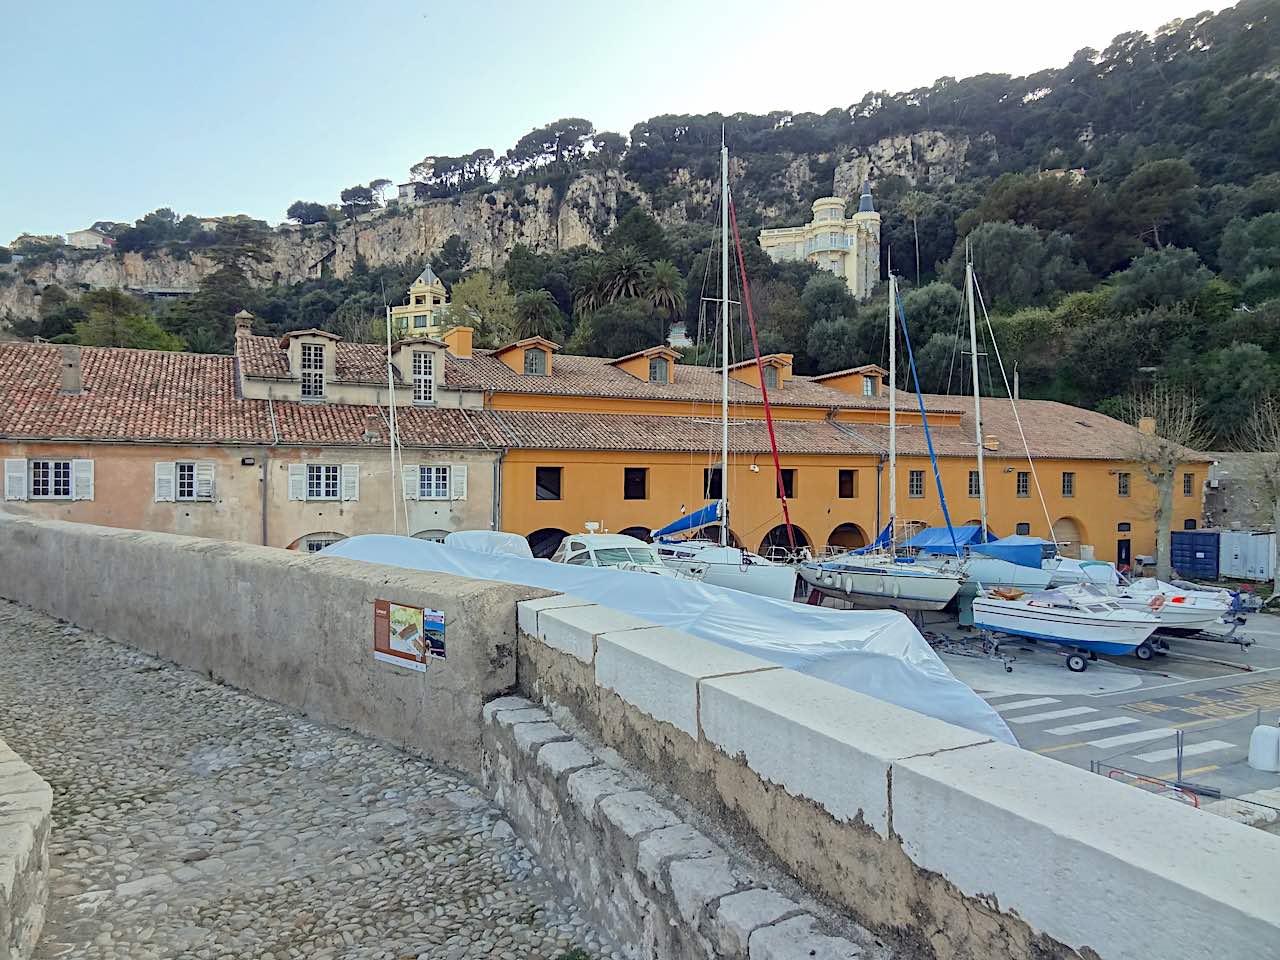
0, 0, 1232, 242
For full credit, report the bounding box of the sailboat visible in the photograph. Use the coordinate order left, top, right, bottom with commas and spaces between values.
796, 274, 963, 612
649, 139, 797, 603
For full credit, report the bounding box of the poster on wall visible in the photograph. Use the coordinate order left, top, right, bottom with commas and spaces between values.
372, 599, 445, 671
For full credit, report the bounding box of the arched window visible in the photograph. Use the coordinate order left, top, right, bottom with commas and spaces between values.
648, 357, 669, 382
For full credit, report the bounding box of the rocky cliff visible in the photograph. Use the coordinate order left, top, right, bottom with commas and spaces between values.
1, 131, 972, 323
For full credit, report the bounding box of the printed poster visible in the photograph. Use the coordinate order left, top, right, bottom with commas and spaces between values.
373, 599, 446, 671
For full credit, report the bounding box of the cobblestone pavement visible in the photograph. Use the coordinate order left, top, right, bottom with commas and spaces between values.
0, 602, 612, 960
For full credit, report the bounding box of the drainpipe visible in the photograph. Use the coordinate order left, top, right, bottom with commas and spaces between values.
260, 453, 270, 546
492, 449, 504, 531
875, 454, 885, 535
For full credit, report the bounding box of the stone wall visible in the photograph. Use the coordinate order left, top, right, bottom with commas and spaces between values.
0, 736, 51, 960
0, 513, 546, 777
514, 593, 1280, 960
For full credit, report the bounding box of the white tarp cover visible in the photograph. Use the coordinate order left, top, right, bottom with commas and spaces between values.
444, 530, 534, 559
324, 534, 1015, 745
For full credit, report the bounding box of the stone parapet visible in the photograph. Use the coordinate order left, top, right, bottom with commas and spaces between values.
0, 737, 51, 960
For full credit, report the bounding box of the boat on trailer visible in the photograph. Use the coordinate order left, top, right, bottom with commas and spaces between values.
972, 583, 1159, 671
1109, 577, 1233, 634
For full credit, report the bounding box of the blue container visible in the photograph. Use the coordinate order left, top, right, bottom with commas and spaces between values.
1170, 530, 1220, 580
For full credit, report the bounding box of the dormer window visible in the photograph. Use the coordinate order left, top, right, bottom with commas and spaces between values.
648, 357, 669, 383
862, 376, 875, 397
762, 365, 779, 390
412, 351, 435, 403
301, 343, 325, 399
524, 348, 547, 376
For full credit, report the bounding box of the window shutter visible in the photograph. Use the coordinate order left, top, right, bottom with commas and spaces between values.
341, 463, 360, 501
3, 459, 27, 501
287, 463, 306, 501
72, 459, 94, 501
195, 461, 216, 501
154, 462, 176, 502
402, 465, 420, 501
450, 464, 468, 501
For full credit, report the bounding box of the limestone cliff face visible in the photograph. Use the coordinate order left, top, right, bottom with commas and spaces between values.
1, 131, 975, 323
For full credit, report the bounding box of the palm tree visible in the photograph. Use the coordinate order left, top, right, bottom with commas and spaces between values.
572, 256, 608, 316
513, 290, 564, 341
604, 246, 650, 302
645, 260, 686, 321
899, 191, 931, 287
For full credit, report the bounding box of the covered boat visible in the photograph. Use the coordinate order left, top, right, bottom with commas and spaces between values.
799, 555, 963, 611
652, 504, 796, 601
323, 534, 1015, 744
552, 533, 677, 576
972, 583, 1159, 669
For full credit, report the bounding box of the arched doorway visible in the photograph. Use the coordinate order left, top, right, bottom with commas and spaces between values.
619, 526, 652, 542
288, 531, 346, 553
960, 521, 998, 539
1052, 517, 1086, 559
827, 523, 868, 553
758, 524, 811, 559
413, 529, 450, 542
528, 527, 569, 559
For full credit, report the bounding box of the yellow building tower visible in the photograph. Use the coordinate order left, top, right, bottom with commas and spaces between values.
757, 182, 882, 300
390, 265, 449, 338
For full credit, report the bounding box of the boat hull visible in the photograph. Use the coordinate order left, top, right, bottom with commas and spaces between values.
972, 600, 1156, 654
1112, 596, 1228, 632
800, 563, 962, 612
661, 546, 797, 602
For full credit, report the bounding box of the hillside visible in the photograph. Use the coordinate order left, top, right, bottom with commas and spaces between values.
3, 0, 1280, 444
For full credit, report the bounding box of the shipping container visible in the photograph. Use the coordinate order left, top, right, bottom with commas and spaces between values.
1170, 530, 1220, 580
1219, 530, 1276, 582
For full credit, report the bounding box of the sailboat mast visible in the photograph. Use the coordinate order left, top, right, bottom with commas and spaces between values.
719, 136, 729, 547
887, 273, 897, 549
966, 253, 988, 536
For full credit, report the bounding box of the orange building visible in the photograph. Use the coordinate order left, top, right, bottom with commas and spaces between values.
0, 318, 1209, 567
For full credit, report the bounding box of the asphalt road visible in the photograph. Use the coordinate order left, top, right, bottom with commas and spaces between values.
934, 612, 1280, 802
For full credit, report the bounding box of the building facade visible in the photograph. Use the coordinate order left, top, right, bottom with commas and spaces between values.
0, 316, 1209, 565
389, 266, 450, 339
757, 183, 882, 300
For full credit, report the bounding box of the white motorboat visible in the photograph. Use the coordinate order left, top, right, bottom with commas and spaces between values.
973, 583, 1159, 671
657, 538, 797, 601
799, 553, 963, 611
551, 533, 682, 577
1046, 557, 1120, 587
1111, 577, 1232, 633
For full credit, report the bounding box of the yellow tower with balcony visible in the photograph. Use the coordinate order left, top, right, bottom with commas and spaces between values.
389, 265, 449, 338
758, 181, 881, 300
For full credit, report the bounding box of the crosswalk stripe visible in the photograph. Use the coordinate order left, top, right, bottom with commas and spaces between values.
1088, 728, 1175, 749
992, 697, 1059, 712
1133, 740, 1236, 764
1045, 716, 1139, 736
1007, 707, 1097, 725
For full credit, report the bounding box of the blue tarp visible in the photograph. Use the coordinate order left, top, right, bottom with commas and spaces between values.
652, 501, 722, 539
973, 534, 1051, 569
901, 525, 992, 556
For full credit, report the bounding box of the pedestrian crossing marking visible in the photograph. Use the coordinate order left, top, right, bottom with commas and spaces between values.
1045, 717, 1139, 736
1088, 728, 1175, 750
1133, 740, 1236, 764
1007, 707, 1097, 725
991, 697, 1059, 712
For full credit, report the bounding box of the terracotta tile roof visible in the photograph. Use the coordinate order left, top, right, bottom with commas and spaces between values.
0, 342, 502, 449
234, 334, 289, 378
843, 395, 1214, 462
450, 350, 944, 412
236, 334, 485, 389
490, 410, 880, 456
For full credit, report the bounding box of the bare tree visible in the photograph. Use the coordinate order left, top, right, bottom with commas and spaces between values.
1118, 383, 1209, 581
1235, 393, 1280, 595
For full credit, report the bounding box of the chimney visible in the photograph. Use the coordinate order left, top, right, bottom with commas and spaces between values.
363, 413, 382, 443
442, 325, 473, 359
1138, 416, 1157, 436
59, 344, 83, 395
234, 309, 255, 338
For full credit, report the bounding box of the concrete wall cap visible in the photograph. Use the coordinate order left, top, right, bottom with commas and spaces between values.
533, 604, 656, 665
596, 626, 780, 738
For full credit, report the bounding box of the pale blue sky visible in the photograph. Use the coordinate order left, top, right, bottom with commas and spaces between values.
0, 0, 1223, 242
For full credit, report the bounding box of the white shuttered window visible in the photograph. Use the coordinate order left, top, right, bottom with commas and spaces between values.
155, 461, 215, 502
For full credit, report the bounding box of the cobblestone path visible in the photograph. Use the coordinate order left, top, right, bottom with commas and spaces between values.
0, 602, 609, 960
